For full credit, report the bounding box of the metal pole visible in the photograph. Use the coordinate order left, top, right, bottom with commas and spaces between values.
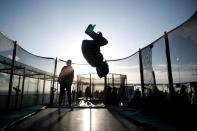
36, 78, 39, 104
50, 57, 57, 105
104, 75, 107, 104
89, 73, 91, 100
42, 74, 46, 104
139, 49, 145, 98
164, 32, 174, 94
15, 75, 21, 109
125, 75, 128, 100
7, 41, 17, 110
56, 82, 59, 103
20, 68, 26, 108
104, 76, 107, 87
112, 74, 114, 87
152, 71, 157, 89
77, 75, 79, 98
176, 57, 181, 84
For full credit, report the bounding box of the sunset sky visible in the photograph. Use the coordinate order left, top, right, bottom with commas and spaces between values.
0, 0, 196, 64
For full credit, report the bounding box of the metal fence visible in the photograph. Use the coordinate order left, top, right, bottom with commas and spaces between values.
0, 11, 197, 112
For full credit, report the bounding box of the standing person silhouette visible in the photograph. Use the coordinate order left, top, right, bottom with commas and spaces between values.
82, 24, 109, 78
58, 60, 74, 111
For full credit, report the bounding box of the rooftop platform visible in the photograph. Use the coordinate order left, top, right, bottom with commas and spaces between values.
4, 107, 154, 131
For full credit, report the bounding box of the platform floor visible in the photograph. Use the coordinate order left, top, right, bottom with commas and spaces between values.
6, 108, 152, 131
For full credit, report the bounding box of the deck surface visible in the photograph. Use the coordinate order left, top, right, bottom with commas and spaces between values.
6, 108, 151, 131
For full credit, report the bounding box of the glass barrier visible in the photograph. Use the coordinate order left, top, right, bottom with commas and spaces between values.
0, 31, 15, 111
37, 79, 44, 104
10, 75, 22, 109
53, 81, 59, 104
0, 72, 10, 112
43, 80, 51, 104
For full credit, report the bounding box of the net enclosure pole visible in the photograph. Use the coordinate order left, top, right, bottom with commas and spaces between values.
164, 32, 174, 95
104, 75, 107, 104
15, 75, 21, 109
50, 57, 57, 105
7, 41, 17, 110
139, 49, 145, 98
20, 68, 26, 108
89, 73, 92, 100
42, 74, 46, 104
112, 74, 114, 87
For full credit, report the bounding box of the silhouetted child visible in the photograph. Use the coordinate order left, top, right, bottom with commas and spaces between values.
58, 60, 74, 111
82, 24, 109, 78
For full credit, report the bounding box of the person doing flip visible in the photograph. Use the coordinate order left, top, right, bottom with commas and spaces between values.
82, 24, 109, 78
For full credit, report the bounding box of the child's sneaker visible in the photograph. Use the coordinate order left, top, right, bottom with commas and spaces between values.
70, 105, 74, 111
85, 24, 96, 35
58, 105, 62, 113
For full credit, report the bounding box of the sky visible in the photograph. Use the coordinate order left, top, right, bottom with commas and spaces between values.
0, 0, 197, 64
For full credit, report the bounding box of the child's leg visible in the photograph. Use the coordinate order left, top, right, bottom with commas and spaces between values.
59, 86, 65, 106
66, 86, 72, 106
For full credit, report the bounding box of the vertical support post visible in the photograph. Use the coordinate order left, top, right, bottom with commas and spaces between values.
7, 41, 17, 110
36, 78, 39, 104
125, 75, 128, 99
56, 80, 59, 104
15, 75, 21, 109
104, 76, 107, 88
164, 32, 174, 94
50, 57, 57, 105
42, 74, 46, 104
125, 75, 128, 87
104, 75, 107, 104
77, 75, 79, 98
89, 73, 92, 100
20, 68, 26, 108
152, 71, 157, 89
92, 79, 94, 100
112, 74, 114, 87
139, 49, 145, 98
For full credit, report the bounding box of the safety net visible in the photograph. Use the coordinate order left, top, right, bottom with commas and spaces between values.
0, 11, 197, 112
168, 11, 197, 104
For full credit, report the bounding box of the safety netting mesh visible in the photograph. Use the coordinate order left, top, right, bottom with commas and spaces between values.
0, 31, 56, 111
141, 37, 168, 99
168, 11, 197, 104
108, 52, 140, 85
1, 11, 197, 112
0, 31, 14, 111
168, 11, 197, 84
76, 73, 127, 105
15, 45, 55, 79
